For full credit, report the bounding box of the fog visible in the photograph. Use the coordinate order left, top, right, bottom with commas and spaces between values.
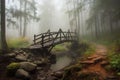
6, 0, 70, 41
1, 0, 119, 47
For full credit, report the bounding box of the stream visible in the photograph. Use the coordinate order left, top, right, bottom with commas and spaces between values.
50, 51, 74, 71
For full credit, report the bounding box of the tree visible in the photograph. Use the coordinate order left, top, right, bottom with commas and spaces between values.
0, 0, 8, 51
6, 0, 40, 37
87, 0, 120, 38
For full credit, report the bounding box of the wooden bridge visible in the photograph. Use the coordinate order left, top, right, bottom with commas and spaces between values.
30, 29, 78, 53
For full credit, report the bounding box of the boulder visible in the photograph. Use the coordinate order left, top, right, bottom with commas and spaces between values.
20, 62, 37, 72
15, 69, 30, 80
15, 53, 29, 61
6, 62, 20, 76
5, 53, 16, 58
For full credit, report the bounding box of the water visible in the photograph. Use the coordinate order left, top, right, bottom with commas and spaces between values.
51, 55, 72, 71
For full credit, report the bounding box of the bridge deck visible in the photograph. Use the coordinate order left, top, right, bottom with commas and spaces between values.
30, 29, 78, 51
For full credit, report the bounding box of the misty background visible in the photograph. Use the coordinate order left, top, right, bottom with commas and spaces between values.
6, 0, 71, 42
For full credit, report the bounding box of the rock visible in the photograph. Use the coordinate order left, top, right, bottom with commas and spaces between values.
15, 69, 30, 80
15, 53, 28, 61
37, 67, 43, 70
20, 62, 37, 72
5, 53, 16, 58
93, 56, 103, 63
80, 60, 94, 64
15, 55, 27, 61
51, 71, 63, 78
100, 61, 109, 66
45, 76, 58, 80
6, 62, 20, 76
48, 54, 56, 64
34, 60, 47, 66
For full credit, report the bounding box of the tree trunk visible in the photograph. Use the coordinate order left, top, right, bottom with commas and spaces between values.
23, 1, 27, 37
19, 0, 22, 36
1, 0, 8, 51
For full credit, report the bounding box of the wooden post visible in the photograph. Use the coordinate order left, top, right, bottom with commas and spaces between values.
68, 30, 70, 40
59, 29, 62, 41
48, 29, 50, 41
41, 34, 44, 47
34, 35, 36, 44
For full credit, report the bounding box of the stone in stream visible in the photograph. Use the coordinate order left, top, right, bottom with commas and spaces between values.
20, 62, 37, 72
15, 69, 30, 80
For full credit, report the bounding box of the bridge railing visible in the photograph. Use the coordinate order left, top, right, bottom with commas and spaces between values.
33, 29, 77, 47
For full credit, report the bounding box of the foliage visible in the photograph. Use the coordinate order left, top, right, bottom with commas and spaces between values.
107, 40, 120, 72
6, 62, 20, 76
7, 37, 29, 48
109, 54, 120, 71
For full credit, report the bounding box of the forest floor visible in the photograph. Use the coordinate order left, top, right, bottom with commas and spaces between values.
80, 45, 110, 79
0, 44, 118, 80
62, 44, 118, 80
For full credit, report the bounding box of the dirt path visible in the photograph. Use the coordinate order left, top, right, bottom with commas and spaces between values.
80, 45, 111, 80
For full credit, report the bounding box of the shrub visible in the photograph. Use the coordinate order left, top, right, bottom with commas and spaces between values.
109, 54, 120, 71
107, 39, 120, 72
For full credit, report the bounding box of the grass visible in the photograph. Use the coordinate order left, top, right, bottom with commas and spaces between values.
52, 43, 70, 52
7, 37, 30, 48
84, 44, 95, 56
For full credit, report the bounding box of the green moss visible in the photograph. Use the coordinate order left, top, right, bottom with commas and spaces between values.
7, 62, 20, 76
7, 37, 30, 48
52, 43, 70, 52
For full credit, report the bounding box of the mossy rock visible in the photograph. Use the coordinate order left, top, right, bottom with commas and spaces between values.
62, 64, 82, 80
6, 62, 20, 76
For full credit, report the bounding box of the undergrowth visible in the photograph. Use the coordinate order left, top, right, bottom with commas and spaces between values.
107, 39, 120, 75
7, 37, 30, 48
71, 40, 95, 57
